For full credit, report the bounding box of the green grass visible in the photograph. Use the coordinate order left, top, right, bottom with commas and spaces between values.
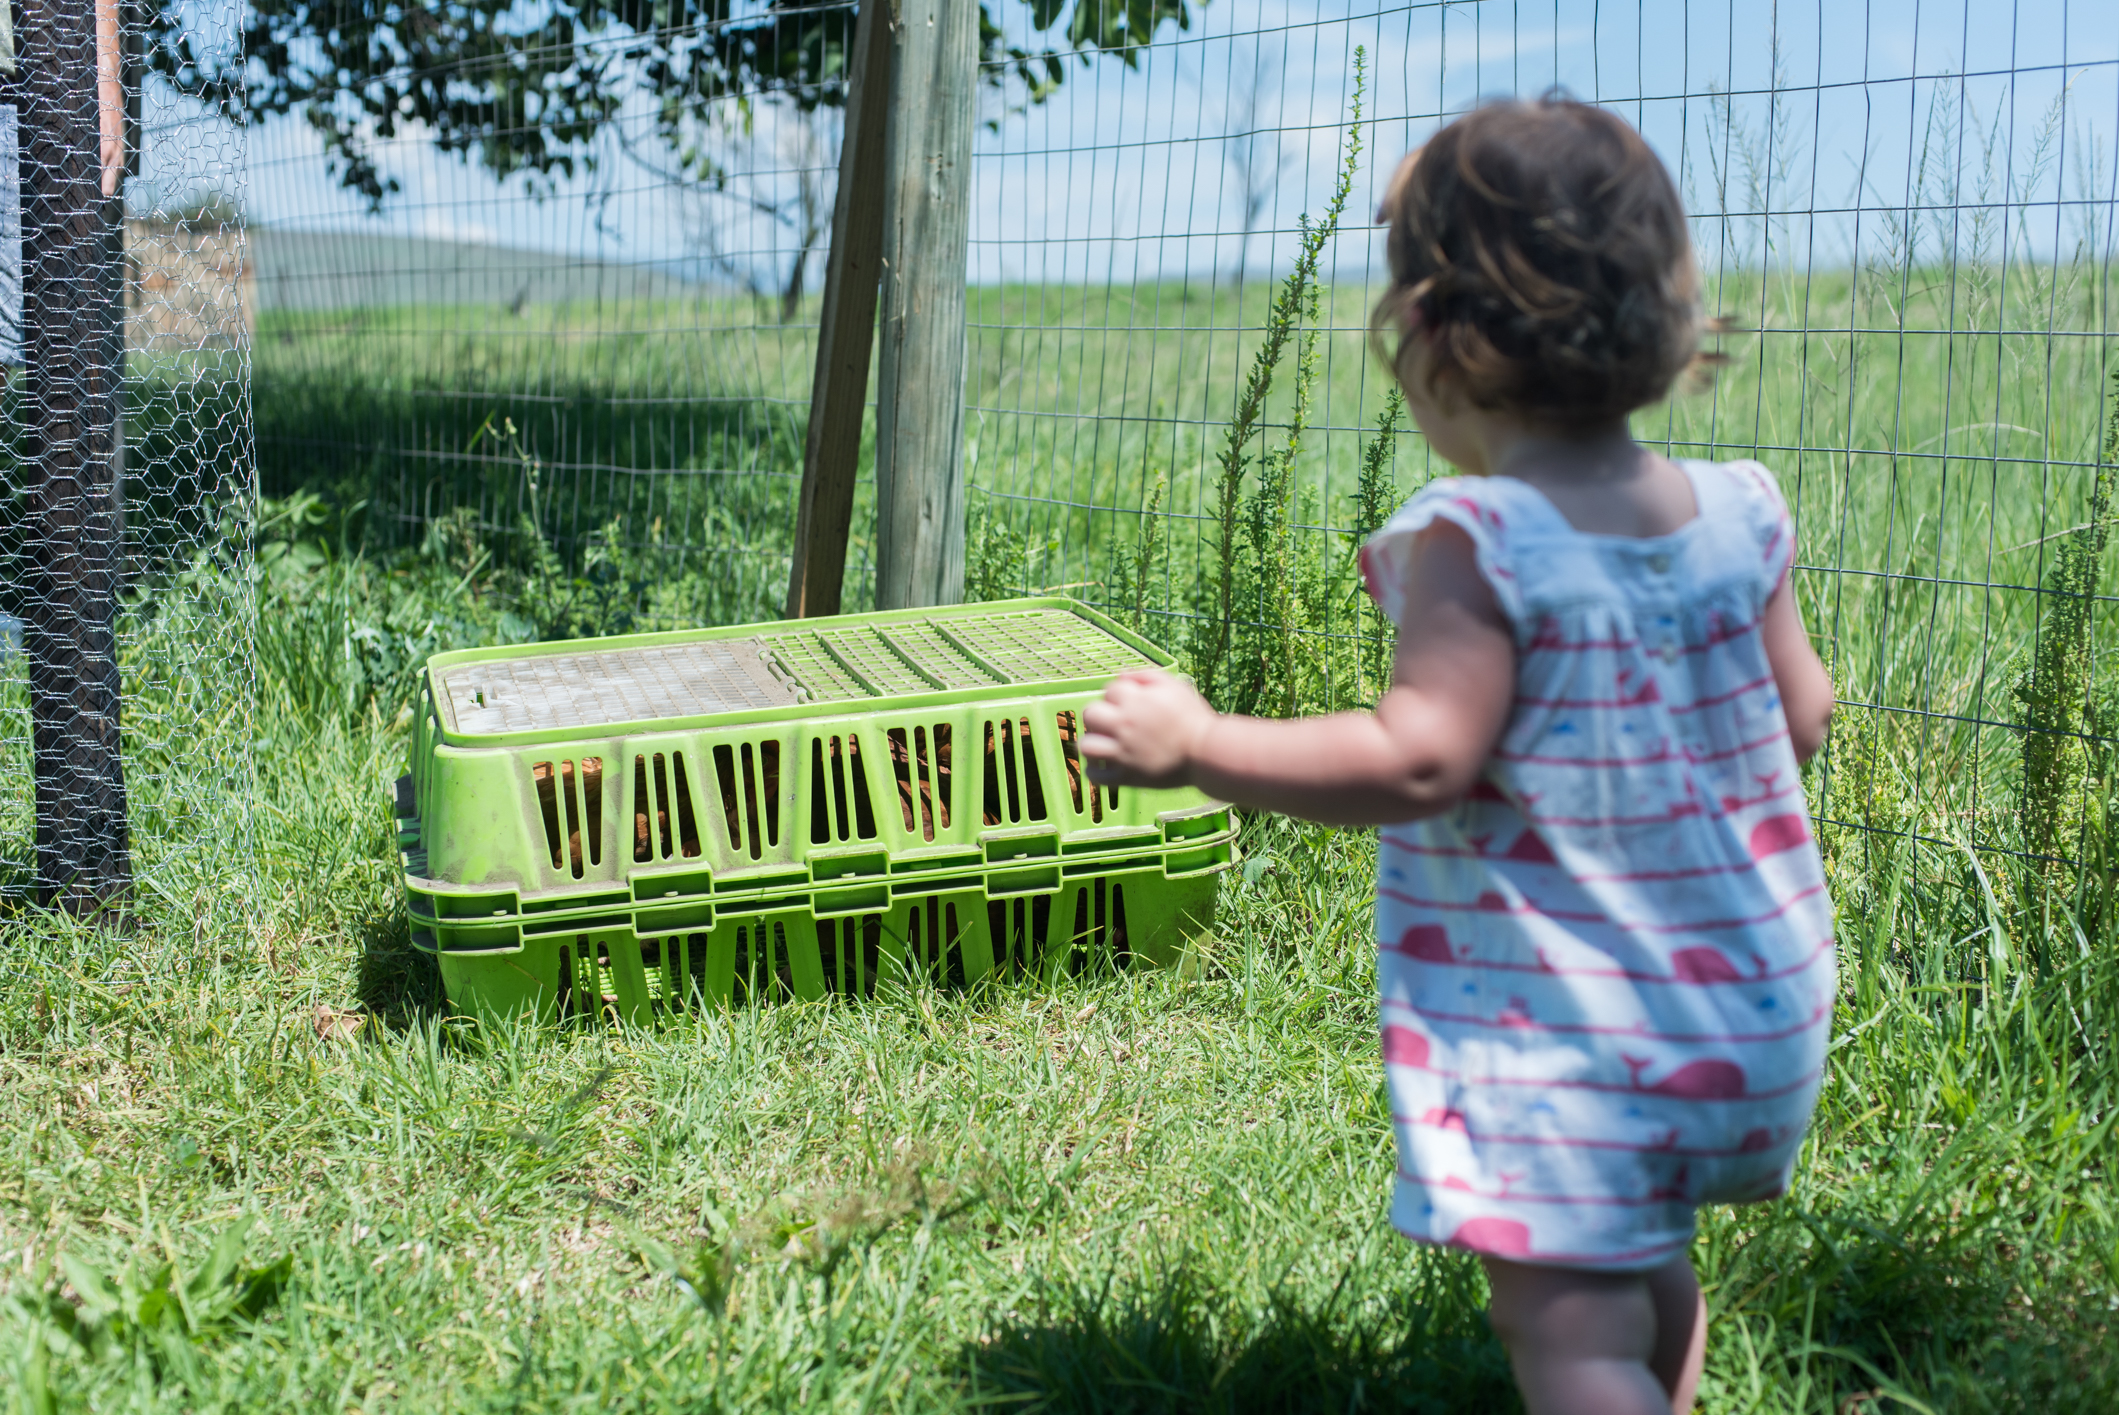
1, 666, 2115, 1409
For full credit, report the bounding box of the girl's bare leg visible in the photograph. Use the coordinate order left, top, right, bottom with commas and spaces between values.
1644, 1256, 1706, 1410
1482, 1255, 1704, 1415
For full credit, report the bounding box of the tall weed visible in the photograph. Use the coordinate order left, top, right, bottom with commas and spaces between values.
1186, 50, 1390, 715
2014, 373, 2117, 878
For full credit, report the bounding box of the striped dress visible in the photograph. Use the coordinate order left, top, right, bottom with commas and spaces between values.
1360, 460, 1835, 1271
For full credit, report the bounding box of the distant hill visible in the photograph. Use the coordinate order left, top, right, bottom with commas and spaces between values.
250, 228, 704, 312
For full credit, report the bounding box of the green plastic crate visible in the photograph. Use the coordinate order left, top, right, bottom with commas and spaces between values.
397, 599, 1236, 1018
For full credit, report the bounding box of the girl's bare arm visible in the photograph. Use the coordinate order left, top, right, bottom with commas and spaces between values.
1079, 522, 1517, 827
1759, 574, 1834, 762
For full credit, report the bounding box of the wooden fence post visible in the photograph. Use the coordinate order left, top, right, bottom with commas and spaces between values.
20, 0, 131, 911
784, 0, 894, 620
872, 0, 975, 610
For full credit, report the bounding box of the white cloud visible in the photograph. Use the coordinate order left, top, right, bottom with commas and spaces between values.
417, 215, 503, 246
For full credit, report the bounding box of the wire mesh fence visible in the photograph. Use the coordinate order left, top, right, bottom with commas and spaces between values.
0, 0, 252, 907
955, 0, 2119, 885
6, 0, 2112, 898
241, 1, 861, 635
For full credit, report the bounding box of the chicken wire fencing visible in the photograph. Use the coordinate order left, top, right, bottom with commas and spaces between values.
217, 0, 2119, 883
0, 0, 252, 909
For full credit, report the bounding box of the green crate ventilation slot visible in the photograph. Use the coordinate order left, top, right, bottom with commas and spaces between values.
982, 716, 1045, 823
888, 723, 953, 839
711, 741, 780, 859
809, 734, 879, 843
748, 609, 1155, 707
631, 751, 703, 863
1055, 711, 1119, 821
532, 757, 606, 877
819, 914, 885, 996
1066, 876, 1130, 973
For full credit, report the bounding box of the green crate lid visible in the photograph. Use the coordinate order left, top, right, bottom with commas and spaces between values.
426, 598, 1165, 747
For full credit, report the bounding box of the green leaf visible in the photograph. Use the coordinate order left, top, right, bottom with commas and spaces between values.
57, 1255, 120, 1323
11, 1320, 56, 1415
233, 1254, 295, 1322
190, 1213, 258, 1312
131, 1280, 172, 1336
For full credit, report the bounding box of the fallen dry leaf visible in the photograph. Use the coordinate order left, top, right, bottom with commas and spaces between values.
313, 1006, 366, 1042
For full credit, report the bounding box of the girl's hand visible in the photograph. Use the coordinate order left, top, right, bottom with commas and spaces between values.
1079, 669, 1216, 789
1074, 523, 1514, 826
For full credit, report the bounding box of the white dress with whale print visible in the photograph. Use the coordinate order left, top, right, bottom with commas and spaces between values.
1359, 460, 1835, 1271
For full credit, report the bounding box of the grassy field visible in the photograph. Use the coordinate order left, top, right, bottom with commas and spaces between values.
0, 230, 2116, 1408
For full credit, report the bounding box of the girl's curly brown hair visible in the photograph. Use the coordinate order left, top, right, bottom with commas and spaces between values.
1372, 93, 1711, 428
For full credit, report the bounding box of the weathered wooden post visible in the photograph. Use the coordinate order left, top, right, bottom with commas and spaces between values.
19, 0, 131, 911
785, 0, 895, 620
872, 0, 975, 610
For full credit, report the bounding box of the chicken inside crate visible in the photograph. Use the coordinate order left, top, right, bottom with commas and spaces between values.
394, 598, 1239, 1023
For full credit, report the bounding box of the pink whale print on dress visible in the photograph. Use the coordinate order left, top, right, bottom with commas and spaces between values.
1667, 947, 1744, 983
1748, 813, 1811, 858
1382, 1025, 1431, 1067
1449, 495, 1503, 532
1450, 1217, 1534, 1257
1388, 924, 1456, 962
1503, 829, 1558, 864
1647, 1059, 1748, 1098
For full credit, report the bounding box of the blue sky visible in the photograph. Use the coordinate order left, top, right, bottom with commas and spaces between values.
212, 0, 2118, 288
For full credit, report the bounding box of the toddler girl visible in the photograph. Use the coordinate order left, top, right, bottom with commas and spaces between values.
1080, 95, 1836, 1415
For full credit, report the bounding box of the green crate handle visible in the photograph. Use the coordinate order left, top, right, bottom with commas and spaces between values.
986, 865, 1062, 897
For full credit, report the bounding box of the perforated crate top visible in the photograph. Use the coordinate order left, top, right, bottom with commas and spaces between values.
432, 603, 1160, 739
749, 609, 1153, 700
442, 640, 801, 735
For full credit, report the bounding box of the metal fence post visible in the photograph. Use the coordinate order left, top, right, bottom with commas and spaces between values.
872, 0, 975, 610
20, 0, 131, 912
